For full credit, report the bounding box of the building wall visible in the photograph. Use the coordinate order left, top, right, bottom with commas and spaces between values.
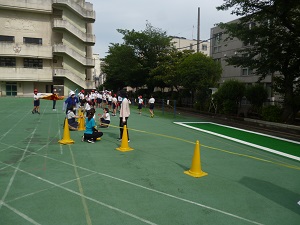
171, 36, 210, 56
210, 19, 275, 100
0, 0, 95, 97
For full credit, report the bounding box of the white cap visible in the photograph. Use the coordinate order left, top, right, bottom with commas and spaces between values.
69, 91, 75, 96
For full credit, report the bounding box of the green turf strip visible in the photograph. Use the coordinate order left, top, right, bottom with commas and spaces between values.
187, 123, 300, 157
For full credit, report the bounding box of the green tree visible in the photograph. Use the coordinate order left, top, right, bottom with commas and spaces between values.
217, 0, 300, 123
151, 49, 193, 91
117, 22, 173, 91
177, 53, 222, 108
102, 43, 141, 91
214, 80, 245, 115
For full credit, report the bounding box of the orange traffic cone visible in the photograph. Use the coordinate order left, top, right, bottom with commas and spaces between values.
184, 140, 207, 178
58, 118, 75, 144
116, 125, 133, 152
77, 110, 85, 131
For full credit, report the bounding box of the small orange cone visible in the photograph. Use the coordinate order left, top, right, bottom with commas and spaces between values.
184, 140, 207, 178
77, 110, 85, 131
58, 118, 75, 144
116, 125, 133, 152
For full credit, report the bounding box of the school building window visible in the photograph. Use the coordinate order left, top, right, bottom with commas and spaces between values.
242, 68, 252, 76
6, 82, 17, 96
202, 44, 207, 51
0, 57, 16, 67
23, 37, 42, 45
0, 35, 15, 42
24, 58, 43, 69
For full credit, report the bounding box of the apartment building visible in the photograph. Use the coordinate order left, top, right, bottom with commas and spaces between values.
0, 0, 95, 97
171, 36, 210, 56
210, 19, 274, 99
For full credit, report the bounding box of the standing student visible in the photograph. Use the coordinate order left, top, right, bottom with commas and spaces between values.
83, 99, 91, 117
52, 88, 58, 111
118, 91, 130, 142
111, 94, 118, 116
82, 111, 103, 143
117, 94, 122, 111
64, 91, 79, 114
137, 95, 143, 114
32, 89, 40, 114
148, 95, 155, 118
78, 89, 85, 107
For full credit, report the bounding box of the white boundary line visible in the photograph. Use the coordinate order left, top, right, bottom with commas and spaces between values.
1, 159, 263, 225
2, 162, 158, 225
1, 201, 41, 225
174, 122, 300, 161
0, 140, 264, 225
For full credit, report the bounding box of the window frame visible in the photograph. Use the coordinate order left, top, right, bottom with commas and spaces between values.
24, 58, 43, 69
23, 37, 42, 45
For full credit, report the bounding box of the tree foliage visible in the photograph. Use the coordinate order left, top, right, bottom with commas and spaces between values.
103, 22, 222, 106
177, 53, 222, 109
245, 84, 268, 111
151, 49, 193, 91
115, 22, 173, 91
178, 53, 222, 93
102, 43, 141, 91
217, 0, 300, 123
213, 80, 245, 115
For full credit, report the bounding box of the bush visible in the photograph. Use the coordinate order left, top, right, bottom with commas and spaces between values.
245, 84, 268, 113
213, 80, 245, 115
262, 105, 282, 122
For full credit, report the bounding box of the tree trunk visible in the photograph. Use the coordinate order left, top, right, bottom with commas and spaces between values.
281, 83, 295, 124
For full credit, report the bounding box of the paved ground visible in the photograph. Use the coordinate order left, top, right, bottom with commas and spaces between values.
0, 97, 299, 225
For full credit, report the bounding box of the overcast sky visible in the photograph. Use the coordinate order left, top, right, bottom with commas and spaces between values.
88, 0, 239, 57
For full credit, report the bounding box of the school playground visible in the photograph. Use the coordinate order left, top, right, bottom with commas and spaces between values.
0, 97, 299, 225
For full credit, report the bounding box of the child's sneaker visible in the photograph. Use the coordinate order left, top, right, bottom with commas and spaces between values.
87, 139, 94, 143
81, 136, 84, 142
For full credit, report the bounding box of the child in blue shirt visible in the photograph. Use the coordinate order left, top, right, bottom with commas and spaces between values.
82, 111, 103, 143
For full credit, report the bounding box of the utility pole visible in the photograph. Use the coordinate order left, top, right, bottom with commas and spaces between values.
197, 7, 200, 53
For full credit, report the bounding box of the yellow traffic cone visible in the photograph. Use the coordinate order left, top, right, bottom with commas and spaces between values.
58, 118, 75, 144
184, 140, 207, 178
116, 125, 133, 152
77, 110, 85, 131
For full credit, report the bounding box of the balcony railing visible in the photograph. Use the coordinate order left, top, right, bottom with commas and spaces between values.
53, 44, 94, 67
0, 0, 52, 13
52, 0, 95, 22
53, 19, 95, 45
0, 43, 52, 58
54, 68, 95, 89
0, 67, 52, 81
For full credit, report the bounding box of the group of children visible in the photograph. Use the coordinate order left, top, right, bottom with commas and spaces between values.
78, 89, 120, 115
63, 89, 114, 143
32, 87, 155, 143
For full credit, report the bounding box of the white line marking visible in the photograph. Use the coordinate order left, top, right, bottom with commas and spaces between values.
174, 122, 300, 161
0, 128, 36, 211
6, 173, 97, 204
2, 151, 263, 225
177, 122, 300, 144
2, 201, 41, 225
3, 162, 158, 225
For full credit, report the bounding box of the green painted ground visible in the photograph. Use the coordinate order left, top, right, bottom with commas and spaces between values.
0, 97, 299, 225
185, 122, 300, 157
